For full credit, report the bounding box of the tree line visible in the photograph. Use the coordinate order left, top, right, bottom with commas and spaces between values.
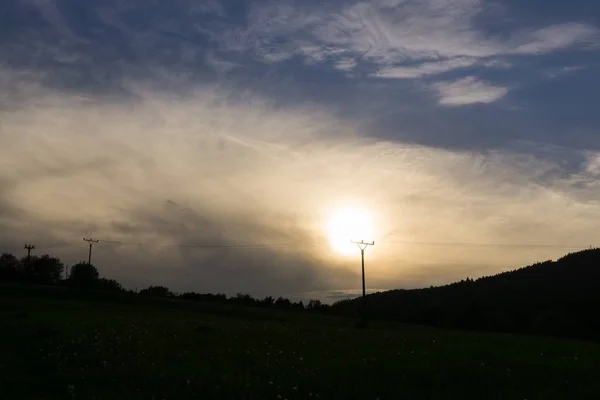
331, 248, 600, 341
0, 252, 331, 313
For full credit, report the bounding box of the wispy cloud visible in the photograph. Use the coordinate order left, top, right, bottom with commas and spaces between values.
513, 23, 600, 55
373, 57, 479, 79
5, 0, 596, 113
433, 77, 509, 106
233, 0, 599, 81
584, 152, 600, 176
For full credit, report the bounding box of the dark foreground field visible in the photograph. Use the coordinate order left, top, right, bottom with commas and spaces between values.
1, 292, 599, 399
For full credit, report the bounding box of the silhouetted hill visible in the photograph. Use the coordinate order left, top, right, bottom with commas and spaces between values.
332, 248, 600, 340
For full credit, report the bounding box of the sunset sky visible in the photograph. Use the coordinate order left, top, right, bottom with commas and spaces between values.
1, 0, 599, 302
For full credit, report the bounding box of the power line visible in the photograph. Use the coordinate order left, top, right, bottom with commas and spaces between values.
381, 240, 592, 250
96, 239, 318, 249
97, 238, 594, 251
0, 242, 70, 250
1, 238, 595, 252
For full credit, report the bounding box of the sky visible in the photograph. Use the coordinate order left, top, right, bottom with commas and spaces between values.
1, 0, 599, 303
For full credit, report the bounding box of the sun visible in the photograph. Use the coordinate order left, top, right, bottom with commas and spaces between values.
327, 206, 375, 255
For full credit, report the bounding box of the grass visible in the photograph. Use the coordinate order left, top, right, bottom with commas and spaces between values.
1, 290, 600, 399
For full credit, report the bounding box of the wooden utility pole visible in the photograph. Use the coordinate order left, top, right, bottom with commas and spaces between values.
352, 240, 375, 317
83, 238, 99, 265
24, 244, 35, 265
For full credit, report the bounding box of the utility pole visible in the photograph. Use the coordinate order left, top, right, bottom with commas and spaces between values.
83, 238, 99, 265
24, 244, 35, 265
352, 240, 374, 317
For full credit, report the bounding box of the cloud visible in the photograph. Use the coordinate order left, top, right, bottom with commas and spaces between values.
584, 152, 600, 176
4, 0, 597, 125
433, 77, 509, 106
373, 57, 479, 79
2, 70, 600, 300
513, 23, 600, 55
544, 65, 586, 79
232, 0, 599, 80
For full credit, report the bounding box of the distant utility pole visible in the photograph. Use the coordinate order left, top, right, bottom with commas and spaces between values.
352, 240, 375, 317
83, 238, 99, 265
24, 244, 35, 265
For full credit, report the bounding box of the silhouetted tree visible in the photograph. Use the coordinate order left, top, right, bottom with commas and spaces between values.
179, 292, 228, 303
0, 253, 21, 281
21, 254, 64, 285
232, 293, 258, 307
307, 299, 322, 310
261, 296, 275, 308
139, 285, 173, 297
68, 262, 100, 287
274, 297, 292, 309
96, 278, 124, 292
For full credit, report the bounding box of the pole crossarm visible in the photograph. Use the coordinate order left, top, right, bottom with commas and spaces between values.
352, 240, 375, 251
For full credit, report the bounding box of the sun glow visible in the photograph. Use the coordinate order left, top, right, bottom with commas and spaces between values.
327, 206, 375, 255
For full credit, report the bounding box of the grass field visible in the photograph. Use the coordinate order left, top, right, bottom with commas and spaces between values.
1, 290, 600, 399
